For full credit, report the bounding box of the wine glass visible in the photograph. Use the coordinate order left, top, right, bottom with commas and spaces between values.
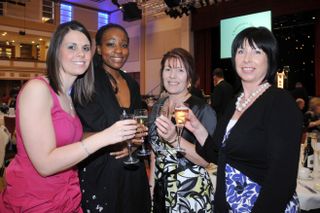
134, 109, 151, 156
120, 111, 139, 165
173, 104, 188, 153
155, 104, 169, 152
310, 132, 320, 178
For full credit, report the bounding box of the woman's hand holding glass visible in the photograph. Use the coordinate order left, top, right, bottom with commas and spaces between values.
132, 124, 148, 146
134, 109, 151, 156
120, 112, 140, 165
184, 109, 208, 146
103, 118, 137, 145
155, 115, 177, 146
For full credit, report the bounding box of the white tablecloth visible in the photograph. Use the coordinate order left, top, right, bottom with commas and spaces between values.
297, 176, 320, 211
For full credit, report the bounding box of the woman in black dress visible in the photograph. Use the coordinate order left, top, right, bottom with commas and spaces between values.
74, 23, 151, 213
185, 27, 303, 212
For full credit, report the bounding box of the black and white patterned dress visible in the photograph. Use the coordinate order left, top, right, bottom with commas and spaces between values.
149, 96, 216, 212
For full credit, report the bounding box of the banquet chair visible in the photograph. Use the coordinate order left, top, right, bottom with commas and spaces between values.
4, 116, 16, 152
0, 125, 10, 176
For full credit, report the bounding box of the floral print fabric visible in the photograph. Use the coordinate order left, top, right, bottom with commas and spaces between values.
149, 96, 216, 212
153, 145, 214, 212
225, 163, 300, 213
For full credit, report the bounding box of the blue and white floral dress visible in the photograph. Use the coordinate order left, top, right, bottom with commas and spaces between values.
223, 120, 300, 213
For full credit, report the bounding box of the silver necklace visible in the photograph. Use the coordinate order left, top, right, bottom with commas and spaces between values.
68, 98, 74, 111
67, 88, 74, 111
235, 82, 270, 112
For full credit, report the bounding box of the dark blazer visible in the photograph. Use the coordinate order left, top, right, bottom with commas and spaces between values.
211, 80, 234, 120
197, 86, 303, 213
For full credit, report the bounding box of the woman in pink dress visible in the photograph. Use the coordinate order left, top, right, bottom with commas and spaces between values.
0, 21, 137, 212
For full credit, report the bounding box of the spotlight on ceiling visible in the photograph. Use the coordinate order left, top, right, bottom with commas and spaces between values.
164, 0, 181, 8
111, 1, 142, 22
122, 2, 142, 22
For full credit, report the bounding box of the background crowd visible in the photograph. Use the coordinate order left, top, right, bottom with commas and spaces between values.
0, 19, 318, 213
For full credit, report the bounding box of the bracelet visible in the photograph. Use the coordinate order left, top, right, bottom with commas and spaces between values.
81, 141, 91, 156
167, 136, 177, 144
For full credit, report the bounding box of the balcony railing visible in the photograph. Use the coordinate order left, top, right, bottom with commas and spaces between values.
0, 57, 45, 80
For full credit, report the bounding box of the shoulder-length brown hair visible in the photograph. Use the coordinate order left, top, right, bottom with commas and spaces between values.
160, 48, 196, 92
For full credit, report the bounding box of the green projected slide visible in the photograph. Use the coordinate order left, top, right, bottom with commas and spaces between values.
220, 11, 272, 59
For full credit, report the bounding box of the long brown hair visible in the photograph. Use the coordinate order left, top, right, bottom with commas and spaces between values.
46, 20, 94, 105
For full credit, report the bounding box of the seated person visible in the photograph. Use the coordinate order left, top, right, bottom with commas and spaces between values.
304, 97, 320, 132
296, 98, 305, 112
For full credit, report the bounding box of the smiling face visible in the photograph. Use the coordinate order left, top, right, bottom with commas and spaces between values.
235, 39, 269, 85
97, 27, 129, 72
58, 30, 91, 78
162, 57, 189, 96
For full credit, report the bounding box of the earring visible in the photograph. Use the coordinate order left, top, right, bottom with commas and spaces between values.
187, 82, 192, 89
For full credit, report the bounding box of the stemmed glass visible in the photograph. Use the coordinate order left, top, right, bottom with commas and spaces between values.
120, 111, 139, 165
156, 105, 169, 152
173, 104, 188, 153
134, 109, 151, 156
310, 132, 320, 178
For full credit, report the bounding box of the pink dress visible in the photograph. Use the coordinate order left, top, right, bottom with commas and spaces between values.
0, 78, 83, 212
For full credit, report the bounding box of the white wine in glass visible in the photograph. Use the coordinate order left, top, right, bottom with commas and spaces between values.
135, 109, 151, 156
120, 111, 139, 165
174, 105, 188, 153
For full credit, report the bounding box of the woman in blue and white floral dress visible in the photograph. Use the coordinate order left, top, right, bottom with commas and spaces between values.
185, 27, 302, 213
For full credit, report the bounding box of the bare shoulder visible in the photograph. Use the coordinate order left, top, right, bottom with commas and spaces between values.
19, 78, 52, 108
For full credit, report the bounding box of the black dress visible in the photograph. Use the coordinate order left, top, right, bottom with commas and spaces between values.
74, 67, 151, 213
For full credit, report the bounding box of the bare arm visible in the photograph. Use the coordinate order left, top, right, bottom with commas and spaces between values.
309, 119, 320, 128
19, 79, 137, 177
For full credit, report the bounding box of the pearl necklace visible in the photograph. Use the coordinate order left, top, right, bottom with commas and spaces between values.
235, 82, 270, 112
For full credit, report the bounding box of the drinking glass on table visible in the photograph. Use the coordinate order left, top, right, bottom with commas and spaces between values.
120, 111, 139, 165
173, 104, 188, 153
310, 132, 320, 178
134, 109, 151, 156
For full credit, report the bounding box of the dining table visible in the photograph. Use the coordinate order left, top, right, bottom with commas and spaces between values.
297, 175, 320, 211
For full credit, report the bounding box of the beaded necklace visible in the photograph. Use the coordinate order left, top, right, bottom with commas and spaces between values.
235, 82, 270, 112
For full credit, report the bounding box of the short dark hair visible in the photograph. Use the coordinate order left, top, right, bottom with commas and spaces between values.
93, 23, 129, 68
160, 48, 195, 92
46, 20, 94, 105
212, 68, 224, 78
231, 27, 279, 84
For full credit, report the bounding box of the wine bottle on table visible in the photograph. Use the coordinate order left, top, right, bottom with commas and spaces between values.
304, 136, 314, 170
